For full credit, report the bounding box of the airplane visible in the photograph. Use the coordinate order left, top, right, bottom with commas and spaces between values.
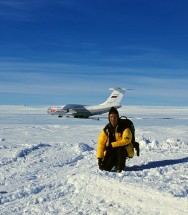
47, 87, 126, 118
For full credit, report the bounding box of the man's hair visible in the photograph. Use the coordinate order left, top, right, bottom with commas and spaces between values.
108, 107, 119, 118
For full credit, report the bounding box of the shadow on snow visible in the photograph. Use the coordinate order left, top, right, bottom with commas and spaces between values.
127, 157, 188, 171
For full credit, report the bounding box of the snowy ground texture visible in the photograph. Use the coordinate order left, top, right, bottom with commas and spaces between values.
0, 105, 187, 215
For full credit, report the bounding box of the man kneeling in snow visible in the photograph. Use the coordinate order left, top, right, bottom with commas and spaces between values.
96, 107, 135, 173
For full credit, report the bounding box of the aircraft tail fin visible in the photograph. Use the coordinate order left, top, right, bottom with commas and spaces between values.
100, 87, 125, 106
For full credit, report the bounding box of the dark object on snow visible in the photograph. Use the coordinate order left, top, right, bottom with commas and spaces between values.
0, 191, 8, 194
133, 141, 140, 156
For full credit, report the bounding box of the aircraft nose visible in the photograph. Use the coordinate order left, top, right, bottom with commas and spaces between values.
47, 107, 57, 114
47, 108, 51, 114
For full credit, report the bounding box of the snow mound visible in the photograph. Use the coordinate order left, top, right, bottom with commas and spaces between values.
16, 143, 51, 159
77, 142, 94, 152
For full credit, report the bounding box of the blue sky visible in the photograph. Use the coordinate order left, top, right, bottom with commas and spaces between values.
0, 0, 188, 106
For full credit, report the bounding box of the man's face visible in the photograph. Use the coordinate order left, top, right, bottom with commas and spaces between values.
109, 113, 118, 128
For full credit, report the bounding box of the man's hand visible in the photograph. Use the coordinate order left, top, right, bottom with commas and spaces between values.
98, 158, 103, 171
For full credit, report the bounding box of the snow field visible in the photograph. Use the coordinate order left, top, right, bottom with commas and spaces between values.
0, 106, 187, 215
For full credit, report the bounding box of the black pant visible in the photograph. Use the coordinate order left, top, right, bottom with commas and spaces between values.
102, 147, 127, 171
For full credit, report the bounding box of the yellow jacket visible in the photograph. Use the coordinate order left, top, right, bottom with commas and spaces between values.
96, 125, 134, 159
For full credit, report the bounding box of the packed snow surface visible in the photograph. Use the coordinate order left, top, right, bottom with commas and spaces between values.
0, 105, 187, 215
